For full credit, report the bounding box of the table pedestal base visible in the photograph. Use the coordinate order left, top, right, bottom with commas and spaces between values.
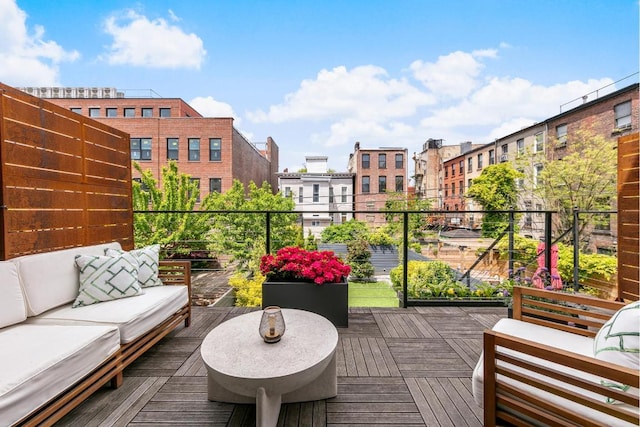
207, 353, 337, 427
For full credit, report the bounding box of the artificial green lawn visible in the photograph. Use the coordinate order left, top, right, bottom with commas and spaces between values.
348, 281, 399, 307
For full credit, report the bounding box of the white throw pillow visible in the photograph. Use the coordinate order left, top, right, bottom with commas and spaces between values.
72, 252, 143, 308
106, 244, 163, 288
593, 300, 640, 398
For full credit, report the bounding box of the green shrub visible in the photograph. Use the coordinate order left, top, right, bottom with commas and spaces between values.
321, 219, 368, 243
347, 239, 375, 279
229, 272, 263, 307
366, 228, 396, 246
390, 260, 457, 298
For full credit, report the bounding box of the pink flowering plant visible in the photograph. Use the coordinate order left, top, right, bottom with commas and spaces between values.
260, 246, 351, 285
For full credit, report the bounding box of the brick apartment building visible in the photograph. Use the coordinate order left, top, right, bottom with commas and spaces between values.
20, 87, 279, 199
347, 142, 408, 226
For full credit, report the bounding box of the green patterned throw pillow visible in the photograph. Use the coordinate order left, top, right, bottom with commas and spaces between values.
105, 244, 163, 288
73, 252, 143, 308
593, 300, 640, 401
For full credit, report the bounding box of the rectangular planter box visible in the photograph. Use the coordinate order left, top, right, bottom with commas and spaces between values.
262, 279, 348, 327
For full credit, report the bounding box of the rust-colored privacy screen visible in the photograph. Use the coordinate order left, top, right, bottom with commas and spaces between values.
0, 84, 133, 259
618, 132, 640, 301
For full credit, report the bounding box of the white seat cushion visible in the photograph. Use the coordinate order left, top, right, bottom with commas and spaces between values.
0, 261, 26, 328
27, 285, 188, 343
473, 318, 638, 426
0, 324, 120, 427
13, 243, 122, 316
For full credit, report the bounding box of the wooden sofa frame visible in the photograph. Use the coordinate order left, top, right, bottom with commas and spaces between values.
483, 286, 639, 426
17, 260, 191, 427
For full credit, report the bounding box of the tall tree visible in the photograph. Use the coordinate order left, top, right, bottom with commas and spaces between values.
466, 163, 522, 238
384, 192, 433, 239
206, 179, 298, 270
528, 128, 617, 248
132, 161, 214, 255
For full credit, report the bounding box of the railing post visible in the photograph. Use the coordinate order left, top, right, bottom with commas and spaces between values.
573, 207, 580, 291
544, 211, 552, 273
402, 211, 408, 308
508, 210, 515, 275
265, 211, 271, 255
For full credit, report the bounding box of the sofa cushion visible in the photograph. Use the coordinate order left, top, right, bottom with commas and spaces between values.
105, 244, 163, 288
0, 324, 120, 427
73, 252, 143, 308
13, 242, 122, 316
594, 300, 640, 397
0, 261, 26, 328
473, 318, 638, 426
28, 285, 188, 343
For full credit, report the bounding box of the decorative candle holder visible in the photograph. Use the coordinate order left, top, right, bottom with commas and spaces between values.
259, 306, 285, 343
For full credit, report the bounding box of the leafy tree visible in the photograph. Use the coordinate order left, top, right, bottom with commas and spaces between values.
529, 129, 617, 248
466, 163, 522, 238
206, 179, 298, 269
132, 161, 214, 255
383, 192, 433, 239
320, 219, 369, 243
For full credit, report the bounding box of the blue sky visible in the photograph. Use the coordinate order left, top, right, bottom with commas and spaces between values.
1, 0, 638, 175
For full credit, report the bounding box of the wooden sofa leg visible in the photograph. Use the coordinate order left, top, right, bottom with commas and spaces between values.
185, 317, 191, 327
111, 372, 123, 389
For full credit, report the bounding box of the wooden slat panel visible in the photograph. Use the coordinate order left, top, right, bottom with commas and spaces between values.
617, 132, 640, 301
0, 83, 133, 258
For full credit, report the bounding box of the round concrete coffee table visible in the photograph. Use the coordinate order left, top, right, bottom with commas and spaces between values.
201, 309, 338, 427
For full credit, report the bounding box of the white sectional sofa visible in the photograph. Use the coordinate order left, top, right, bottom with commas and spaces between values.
474, 286, 639, 427
0, 242, 191, 427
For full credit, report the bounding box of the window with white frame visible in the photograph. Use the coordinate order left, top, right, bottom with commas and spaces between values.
477, 153, 483, 169
395, 175, 403, 192
614, 101, 632, 130
395, 153, 403, 168
378, 153, 386, 168
284, 187, 291, 198
362, 176, 370, 193
467, 157, 473, 171
488, 149, 495, 165
534, 133, 544, 153
329, 187, 334, 203
378, 176, 386, 192
534, 164, 544, 187
298, 187, 303, 203
517, 138, 525, 155
556, 124, 567, 146
341, 187, 347, 203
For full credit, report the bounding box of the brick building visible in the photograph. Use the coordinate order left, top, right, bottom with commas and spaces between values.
347, 142, 408, 226
20, 87, 279, 198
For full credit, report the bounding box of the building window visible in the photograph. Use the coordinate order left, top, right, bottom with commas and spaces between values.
395, 153, 403, 169
459, 180, 464, 195
459, 160, 464, 174
362, 153, 370, 168
88, 108, 100, 117
311, 221, 321, 227
167, 138, 179, 160
209, 178, 222, 193
329, 187, 334, 203
500, 144, 508, 162
189, 178, 200, 202
534, 164, 544, 187
444, 166, 448, 178
378, 153, 386, 168
614, 101, 632, 130
395, 175, 403, 192
341, 213, 347, 223
477, 153, 483, 169
362, 176, 370, 193
489, 149, 495, 165
299, 187, 303, 203
188, 138, 200, 161
159, 108, 171, 117
313, 184, 320, 202
131, 138, 152, 160
284, 187, 291, 198
341, 187, 347, 203
517, 138, 525, 155
534, 132, 544, 153
378, 176, 387, 193
468, 178, 473, 189
70, 107, 82, 114
209, 138, 221, 161
451, 182, 456, 195
467, 157, 473, 171
106, 108, 117, 117
444, 184, 448, 198
141, 108, 153, 118
124, 108, 135, 117
535, 203, 543, 217
556, 124, 567, 147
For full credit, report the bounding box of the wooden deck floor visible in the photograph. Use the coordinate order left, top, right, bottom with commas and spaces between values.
56, 306, 506, 426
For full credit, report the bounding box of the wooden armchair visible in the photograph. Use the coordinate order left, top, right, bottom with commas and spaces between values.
482, 286, 639, 426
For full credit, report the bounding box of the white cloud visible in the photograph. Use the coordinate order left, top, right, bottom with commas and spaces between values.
101, 9, 206, 69
0, 0, 79, 86
247, 65, 435, 124
409, 49, 496, 99
189, 96, 238, 120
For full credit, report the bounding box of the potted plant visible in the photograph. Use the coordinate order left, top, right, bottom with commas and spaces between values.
260, 246, 351, 327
